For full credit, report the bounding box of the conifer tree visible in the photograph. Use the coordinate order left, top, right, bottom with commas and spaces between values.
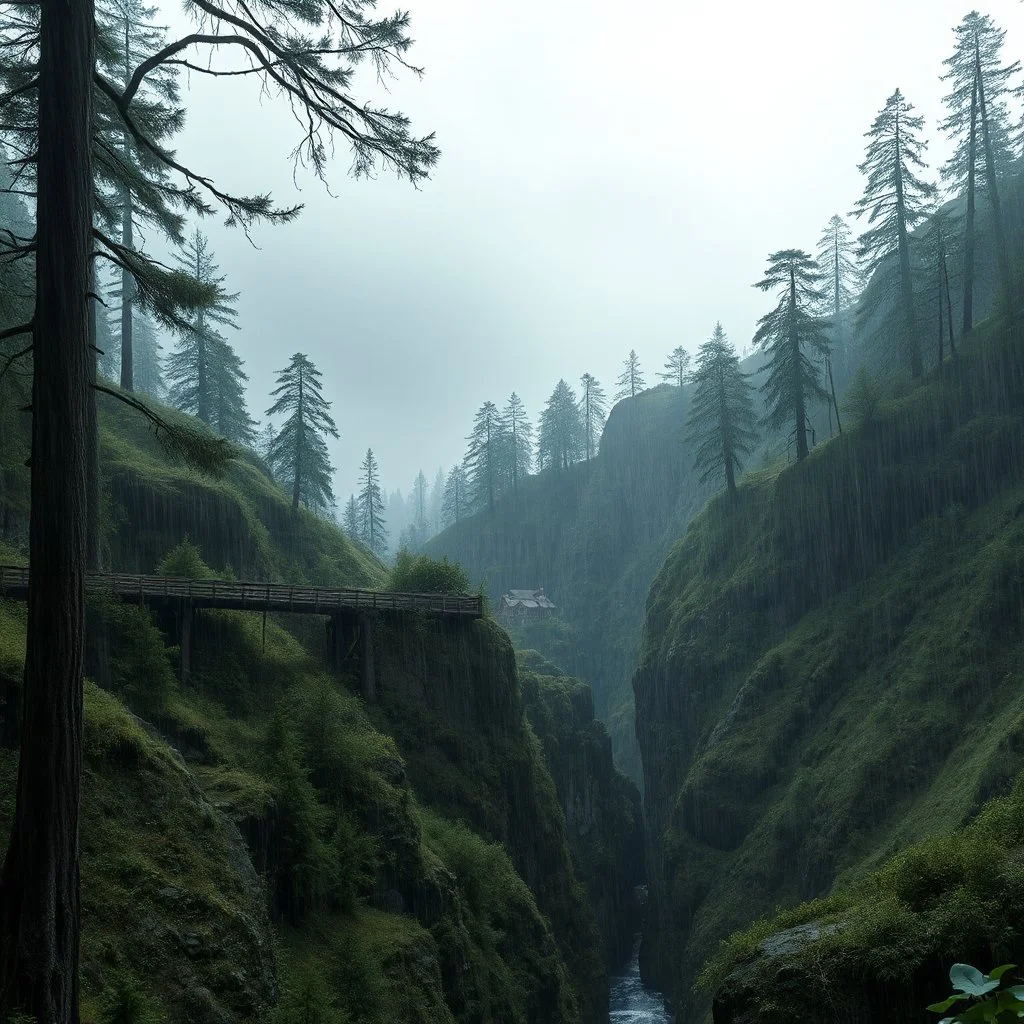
266, 353, 339, 512
0, 0, 437, 1010
578, 372, 608, 461
442, 464, 468, 527
465, 401, 503, 514
164, 230, 243, 426
854, 89, 936, 378
688, 323, 758, 497
816, 214, 861, 434
411, 469, 429, 542
429, 467, 445, 534
358, 449, 388, 557
658, 345, 691, 388
753, 250, 831, 461
502, 392, 533, 492
130, 313, 165, 400
942, 12, 1018, 329
210, 337, 257, 446
537, 379, 583, 471
615, 348, 645, 399
342, 494, 360, 540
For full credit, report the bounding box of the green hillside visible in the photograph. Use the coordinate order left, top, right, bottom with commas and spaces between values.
634, 315, 1024, 1020
0, 389, 635, 1024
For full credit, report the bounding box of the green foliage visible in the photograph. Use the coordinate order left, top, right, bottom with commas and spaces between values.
155, 536, 217, 579
97, 974, 167, 1024
387, 551, 470, 594
927, 964, 1024, 1022
272, 962, 348, 1024
843, 364, 883, 428
100, 599, 178, 716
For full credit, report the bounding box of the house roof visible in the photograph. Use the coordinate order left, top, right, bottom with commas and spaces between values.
503, 589, 556, 609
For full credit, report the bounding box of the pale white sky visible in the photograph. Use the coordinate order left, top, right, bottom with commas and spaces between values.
154, 0, 1024, 501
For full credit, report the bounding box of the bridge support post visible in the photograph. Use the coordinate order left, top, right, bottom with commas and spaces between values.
180, 600, 193, 686
359, 613, 375, 703
326, 615, 341, 673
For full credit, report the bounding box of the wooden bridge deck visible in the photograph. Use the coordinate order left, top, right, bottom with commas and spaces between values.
0, 566, 483, 619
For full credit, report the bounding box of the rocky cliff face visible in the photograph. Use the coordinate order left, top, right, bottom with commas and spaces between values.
634, 322, 1024, 1019
518, 651, 645, 971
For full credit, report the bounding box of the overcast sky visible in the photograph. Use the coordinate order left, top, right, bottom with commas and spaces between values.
156, 0, 1024, 502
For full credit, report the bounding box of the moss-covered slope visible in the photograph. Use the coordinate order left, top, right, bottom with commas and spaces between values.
0, 389, 621, 1023
634, 318, 1024, 1020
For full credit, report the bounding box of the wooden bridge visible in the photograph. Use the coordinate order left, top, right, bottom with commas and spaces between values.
0, 566, 483, 700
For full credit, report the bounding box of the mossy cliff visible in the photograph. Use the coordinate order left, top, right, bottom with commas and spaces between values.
517, 651, 645, 971
0, 389, 624, 1023
633, 318, 1024, 1020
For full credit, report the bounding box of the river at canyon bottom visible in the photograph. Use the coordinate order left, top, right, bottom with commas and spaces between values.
609, 937, 674, 1023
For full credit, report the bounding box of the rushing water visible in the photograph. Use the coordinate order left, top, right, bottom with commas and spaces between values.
609, 937, 674, 1023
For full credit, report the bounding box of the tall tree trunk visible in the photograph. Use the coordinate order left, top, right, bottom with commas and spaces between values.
828, 357, 842, 435
292, 365, 303, 510
962, 74, 978, 335
118, 181, 134, 391
87, 265, 100, 572
976, 38, 1013, 314
718, 359, 736, 495
894, 106, 922, 378
0, 1, 93, 1020
790, 268, 809, 460
942, 244, 957, 360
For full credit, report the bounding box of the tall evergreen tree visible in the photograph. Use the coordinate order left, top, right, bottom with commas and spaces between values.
429, 467, 445, 534
578, 372, 607, 461
210, 337, 257, 446
0, 0, 437, 1010
854, 88, 936, 378
130, 312, 165, 400
816, 214, 861, 434
658, 345, 691, 388
465, 401, 503, 513
265, 353, 339, 512
501, 392, 533, 492
164, 230, 242, 426
688, 323, 759, 497
753, 249, 831, 461
942, 12, 1018, 329
442, 464, 468, 527
537, 379, 583, 471
411, 469, 429, 543
358, 448, 388, 557
615, 348, 645, 400
342, 494, 360, 540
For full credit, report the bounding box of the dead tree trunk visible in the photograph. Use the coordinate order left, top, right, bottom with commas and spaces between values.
0, 1, 94, 1020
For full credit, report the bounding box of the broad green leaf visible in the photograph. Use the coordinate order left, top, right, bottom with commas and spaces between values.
1006, 987, 1024, 1001
953, 964, 1001, 996
929, 995, 969, 1012
991, 966, 1018, 982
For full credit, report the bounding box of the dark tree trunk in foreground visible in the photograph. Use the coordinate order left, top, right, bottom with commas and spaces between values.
0, 1, 93, 1020
119, 182, 134, 391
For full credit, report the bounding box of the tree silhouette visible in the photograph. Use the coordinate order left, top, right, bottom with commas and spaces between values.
688, 323, 758, 497
358, 449, 388, 557
502, 392, 533, 492
615, 349, 645, 400
465, 401, 504, 514
754, 249, 831, 461
658, 345, 691, 389
578, 373, 608, 461
265, 353, 339, 512
854, 88, 936, 378
537, 379, 583, 471
442, 464, 468, 527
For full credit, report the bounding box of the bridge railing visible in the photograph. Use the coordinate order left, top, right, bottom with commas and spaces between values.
0, 565, 483, 618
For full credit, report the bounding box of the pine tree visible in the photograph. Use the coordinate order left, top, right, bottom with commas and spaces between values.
358, 449, 388, 557
502, 392, 534, 492
537, 379, 583, 471
942, 12, 1018, 324
465, 401, 504, 514
210, 336, 257, 446
442, 464, 468, 527
0, 0, 437, 1009
816, 214, 861, 434
687, 323, 759, 497
342, 494, 360, 540
165, 230, 242, 426
615, 349, 645, 400
658, 345, 691, 388
578, 373, 608, 461
753, 250, 831, 461
131, 313, 165, 400
265, 353, 340, 512
429, 467, 445, 534
853, 89, 936, 378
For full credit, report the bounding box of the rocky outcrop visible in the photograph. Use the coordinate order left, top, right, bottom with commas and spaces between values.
518, 651, 644, 971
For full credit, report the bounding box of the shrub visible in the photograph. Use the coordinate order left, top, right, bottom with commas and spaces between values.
155, 537, 216, 579
844, 365, 882, 429
386, 551, 470, 595
103, 600, 178, 716
97, 975, 166, 1024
